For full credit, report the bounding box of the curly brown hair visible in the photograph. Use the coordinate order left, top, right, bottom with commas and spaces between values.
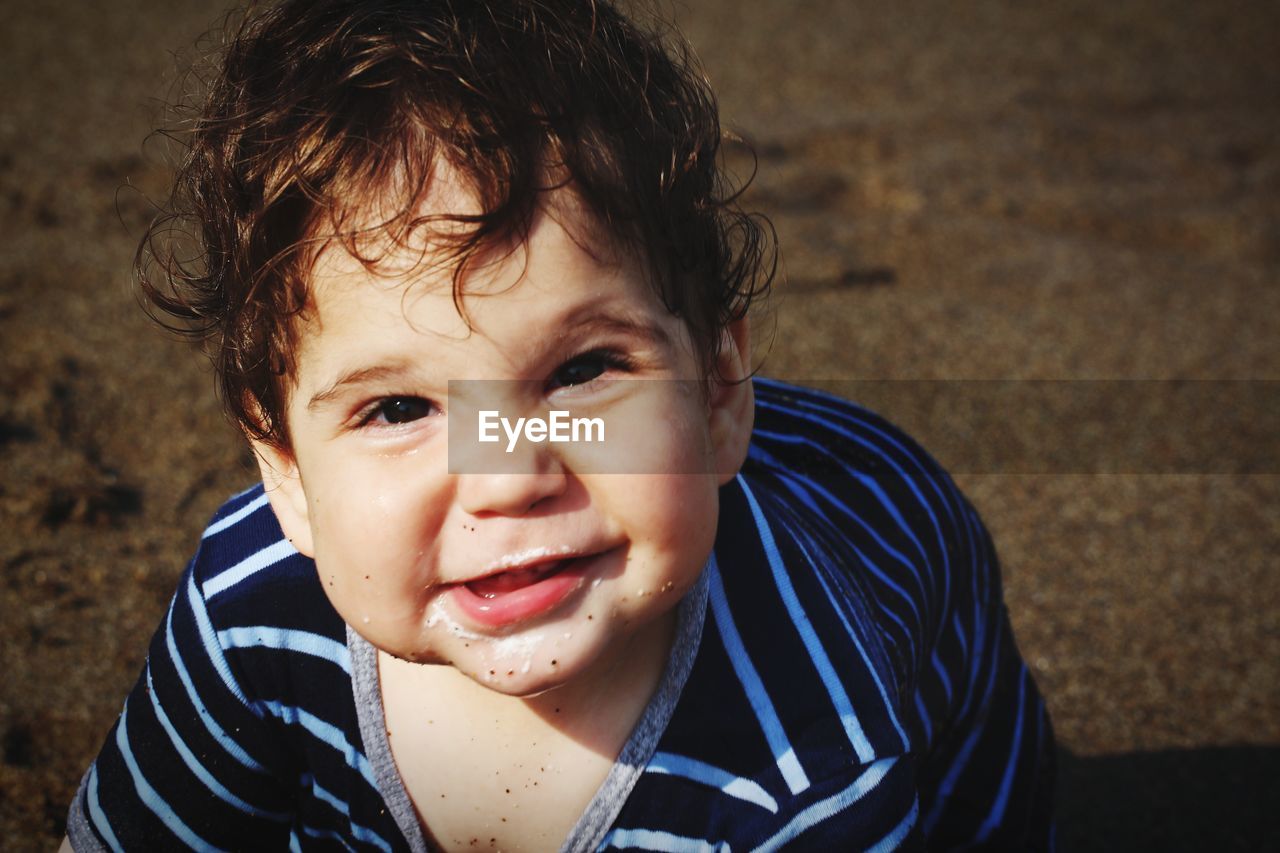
139, 0, 774, 450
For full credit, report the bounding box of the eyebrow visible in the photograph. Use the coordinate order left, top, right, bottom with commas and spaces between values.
306, 363, 417, 412
557, 305, 673, 350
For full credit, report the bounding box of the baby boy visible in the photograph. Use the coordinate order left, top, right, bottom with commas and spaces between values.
65, 1, 1055, 850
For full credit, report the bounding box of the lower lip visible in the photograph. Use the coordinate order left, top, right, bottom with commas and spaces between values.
449, 556, 597, 628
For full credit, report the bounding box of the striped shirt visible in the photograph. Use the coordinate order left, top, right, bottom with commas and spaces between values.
68, 378, 1055, 851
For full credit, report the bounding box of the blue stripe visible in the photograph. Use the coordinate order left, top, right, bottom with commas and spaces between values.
955, 508, 989, 723
808, 555, 911, 747
867, 798, 919, 853
756, 453, 924, 630
706, 555, 810, 795
202, 494, 270, 538
755, 392, 959, 546
116, 703, 224, 852
771, 497, 905, 680
758, 392, 963, 635
218, 626, 351, 673
87, 764, 124, 853
739, 477, 876, 764
785, 513, 910, 751
755, 389, 962, 534
301, 773, 394, 853
752, 449, 923, 652
754, 379, 962, 521
601, 827, 731, 852
186, 574, 261, 716
747, 444, 927, 604
756, 427, 933, 570
914, 692, 933, 743
203, 539, 298, 599
975, 665, 1029, 842
754, 428, 934, 604
162, 600, 269, 773
751, 757, 899, 852
145, 665, 289, 822
300, 823, 357, 852
922, 624, 1005, 834
932, 649, 955, 706
259, 701, 378, 790
952, 611, 969, 665
647, 752, 778, 813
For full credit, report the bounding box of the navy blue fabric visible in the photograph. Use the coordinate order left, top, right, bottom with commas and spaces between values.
71, 379, 1054, 851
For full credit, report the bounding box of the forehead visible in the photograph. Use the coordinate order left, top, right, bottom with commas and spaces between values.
309, 167, 626, 307
289, 175, 681, 390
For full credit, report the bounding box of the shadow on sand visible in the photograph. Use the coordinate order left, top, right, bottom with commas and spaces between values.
1057, 744, 1279, 851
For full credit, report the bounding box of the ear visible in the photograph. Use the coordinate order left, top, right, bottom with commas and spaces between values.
251, 440, 316, 557
707, 316, 754, 485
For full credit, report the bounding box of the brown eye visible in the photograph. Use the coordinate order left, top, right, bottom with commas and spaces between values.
372, 397, 434, 424
551, 356, 607, 389
549, 350, 631, 390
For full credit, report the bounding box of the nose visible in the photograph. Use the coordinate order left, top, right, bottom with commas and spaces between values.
456, 446, 568, 517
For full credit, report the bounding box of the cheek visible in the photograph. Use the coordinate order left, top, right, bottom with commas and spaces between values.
304, 459, 449, 615
560, 382, 715, 477
620, 474, 720, 593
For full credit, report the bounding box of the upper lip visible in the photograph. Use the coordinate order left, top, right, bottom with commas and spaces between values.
455, 547, 587, 586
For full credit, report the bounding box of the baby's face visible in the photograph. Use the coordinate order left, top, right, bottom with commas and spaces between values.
256, 186, 751, 695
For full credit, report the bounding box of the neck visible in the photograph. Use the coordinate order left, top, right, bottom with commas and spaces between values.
522, 606, 677, 734
383, 607, 679, 759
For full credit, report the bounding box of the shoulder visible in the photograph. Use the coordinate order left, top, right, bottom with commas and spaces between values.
190, 484, 345, 642
67, 487, 401, 850
746, 377, 981, 587
744, 378, 991, 619
623, 381, 1051, 849
749, 377, 957, 496
744, 377, 983, 601
180, 484, 351, 712
736, 378, 1001, 732
648, 382, 959, 787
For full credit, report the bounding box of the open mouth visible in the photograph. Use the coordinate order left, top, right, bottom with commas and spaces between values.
450, 552, 602, 628
464, 558, 573, 598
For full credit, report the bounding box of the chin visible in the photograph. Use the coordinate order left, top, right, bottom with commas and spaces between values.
386, 646, 453, 666
477, 673, 565, 698
459, 658, 583, 697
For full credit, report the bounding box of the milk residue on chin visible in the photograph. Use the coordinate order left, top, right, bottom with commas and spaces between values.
424, 598, 484, 640
474, 630, 546, 684
422, 597, 554, 679
481, 629, 545, 660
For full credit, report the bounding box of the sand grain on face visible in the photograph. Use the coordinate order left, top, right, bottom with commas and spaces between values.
2, 1, 1277, 851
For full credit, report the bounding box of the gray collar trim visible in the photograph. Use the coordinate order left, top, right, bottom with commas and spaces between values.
350, 622, 432, 852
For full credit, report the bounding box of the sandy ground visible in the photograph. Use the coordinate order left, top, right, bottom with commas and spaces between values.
1, 1, 1277, 849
